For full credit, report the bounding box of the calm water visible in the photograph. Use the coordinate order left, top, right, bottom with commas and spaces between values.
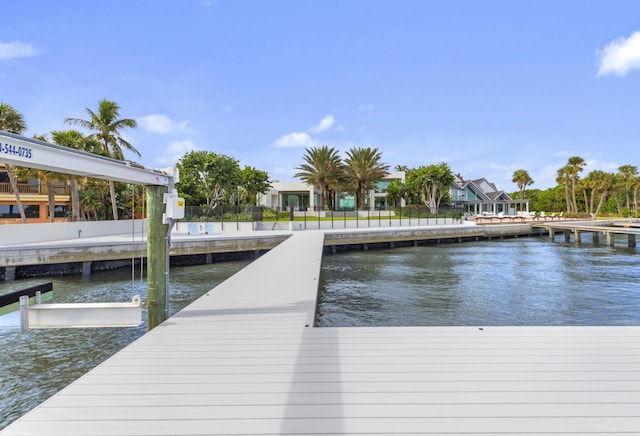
0, 260, 249, 430
316, 235, 640, 327
2, 235, 640, 430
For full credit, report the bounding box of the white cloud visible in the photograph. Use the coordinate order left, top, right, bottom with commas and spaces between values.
153, 139, 198, 166
272, 131, 317, 148
309, 114, 335, 134
138, 114, 192, 134
597, 31, 640, 77
0, 41, 38, 59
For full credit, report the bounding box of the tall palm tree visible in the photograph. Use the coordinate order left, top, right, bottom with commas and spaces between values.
295, 146, 343, 210
51, 130, 104, 221
0, 102, 28, 223
556, 166, 572, 212
343, 146, 389, 210
511, 169, 533, 211
64, 99, 139, 220
617, 164, 638, 217
566, 156, 586, 213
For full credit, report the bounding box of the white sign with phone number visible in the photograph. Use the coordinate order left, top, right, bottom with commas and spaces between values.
0, 142, 33, 158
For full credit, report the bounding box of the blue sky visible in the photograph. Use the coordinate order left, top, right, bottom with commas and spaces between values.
2, 0, 640, 192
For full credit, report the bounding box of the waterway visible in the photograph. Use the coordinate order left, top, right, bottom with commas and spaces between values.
2, 234, 640, 430
316, 234, 640, 327
0, 260, 249, 430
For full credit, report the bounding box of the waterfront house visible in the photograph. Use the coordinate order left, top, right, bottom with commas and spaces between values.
450, 174, 528, 215
0, 170, 70, 223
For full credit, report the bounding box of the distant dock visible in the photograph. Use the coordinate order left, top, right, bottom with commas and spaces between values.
536, 219, 640, 247
1, 222, 546, 281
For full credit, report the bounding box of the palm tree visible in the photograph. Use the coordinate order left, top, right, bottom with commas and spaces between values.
295, 146, 343, 210
343, 147, 389, 210
64, 99, 139, 220
617, 164, 638, 217
566, 156, 586, 213
0, 102, 28, 223
511, 169, 533, 211
556, 166, 572, 212
50, 130, 104, 221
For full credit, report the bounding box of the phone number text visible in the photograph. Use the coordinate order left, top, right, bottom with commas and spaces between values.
0, 143, 33, 159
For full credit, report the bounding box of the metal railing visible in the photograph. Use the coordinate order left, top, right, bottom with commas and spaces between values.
184, 205, 462, 229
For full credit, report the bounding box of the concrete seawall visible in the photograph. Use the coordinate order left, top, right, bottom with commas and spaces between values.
0, 222, 544, 281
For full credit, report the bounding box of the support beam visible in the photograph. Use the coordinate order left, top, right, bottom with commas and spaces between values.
563, 230, 571, 242
82, 261, 92, 277
574, 230, 581, 243
4, 266, 16, 281
0, 132, 170, 186
607, 232, 615, 246
592, 232, 600, 243
629, 234, 636, 248
147, 186, 168, 330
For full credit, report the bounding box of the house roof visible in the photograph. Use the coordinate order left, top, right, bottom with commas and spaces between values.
452, 176, 513, 202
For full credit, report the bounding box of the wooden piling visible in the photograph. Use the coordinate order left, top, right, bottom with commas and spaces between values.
146, 185, 168, 330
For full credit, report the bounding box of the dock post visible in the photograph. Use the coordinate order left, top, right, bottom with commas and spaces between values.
574, 230, 581, 243
19, 295, 29, 332
628, 234, 636, 247
4, 266, 16, 281
606, 232, 615, 246
563, 230, 571, 242
548, 229, 554, 239
147, 185, 168, 330
592, 232, 600, 244
82, 261, 92, 277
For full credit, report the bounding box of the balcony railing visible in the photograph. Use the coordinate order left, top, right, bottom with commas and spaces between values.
0, 182, 69, 195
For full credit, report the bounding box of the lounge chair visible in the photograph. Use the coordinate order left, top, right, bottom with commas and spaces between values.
187, 222, 201, 235
204, 222, 218, 235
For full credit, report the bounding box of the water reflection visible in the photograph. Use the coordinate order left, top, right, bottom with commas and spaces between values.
317, 237, 640, 327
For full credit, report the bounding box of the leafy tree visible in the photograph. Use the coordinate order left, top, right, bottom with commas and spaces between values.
0, 102, 28, 222
176, 150, 242, 211
241, 166, 271, 206
343, 146, 389, 210
406, 162, 454, 214
65, 99, 139, 220
295, 146, 343, 210
384, 180, 408, 208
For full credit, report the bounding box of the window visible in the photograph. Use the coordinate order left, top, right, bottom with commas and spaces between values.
0, 204, 40, 218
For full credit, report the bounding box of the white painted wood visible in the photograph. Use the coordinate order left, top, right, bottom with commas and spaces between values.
3, 230, 640, 435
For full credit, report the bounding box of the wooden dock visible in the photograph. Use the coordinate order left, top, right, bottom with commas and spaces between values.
536, 219, 640, 247
3, 230, 640, 435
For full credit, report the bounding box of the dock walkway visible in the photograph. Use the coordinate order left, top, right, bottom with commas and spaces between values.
537, 219, 640, 246
3, 230, 640, 435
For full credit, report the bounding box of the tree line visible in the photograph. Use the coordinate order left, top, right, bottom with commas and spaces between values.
0, 101, 273, 222
295, 146, 458, 214
4, 99, 639, 221
512, 157, 640, 218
